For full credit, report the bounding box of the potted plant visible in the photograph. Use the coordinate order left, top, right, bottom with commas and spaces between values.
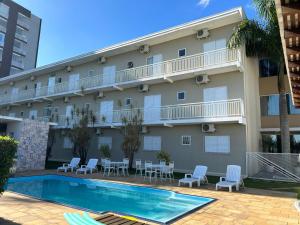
100, 144, 111, 158
156, 150, 171, 164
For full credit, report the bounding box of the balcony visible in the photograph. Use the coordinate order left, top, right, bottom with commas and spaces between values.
0, 48, 242, 106
39, 99, 245, 128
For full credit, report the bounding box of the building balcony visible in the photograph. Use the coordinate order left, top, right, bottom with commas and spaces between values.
0, 48, 242, 106
38, 99, 245, 128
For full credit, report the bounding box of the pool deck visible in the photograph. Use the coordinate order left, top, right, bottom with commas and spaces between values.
0, 170, 300, 225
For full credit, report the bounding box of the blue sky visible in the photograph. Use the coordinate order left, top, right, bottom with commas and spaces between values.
14, 0, 257, 67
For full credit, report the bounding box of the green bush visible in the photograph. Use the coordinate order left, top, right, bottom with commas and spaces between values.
100, 144, 111, 158
0, 136, 18, 195
156, 150, 171, 164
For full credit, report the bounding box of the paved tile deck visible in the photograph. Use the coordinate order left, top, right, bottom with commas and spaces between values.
0, 170, 299, 225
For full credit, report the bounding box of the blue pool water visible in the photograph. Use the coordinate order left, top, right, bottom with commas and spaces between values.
6, 175, 214, 223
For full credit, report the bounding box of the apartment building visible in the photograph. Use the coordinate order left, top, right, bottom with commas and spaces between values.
0, 0, 41, 77
0, 8, 262, 176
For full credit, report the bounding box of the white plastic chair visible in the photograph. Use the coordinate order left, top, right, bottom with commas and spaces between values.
103, 159, 115, 176
162, 161, 174, 181
144, 161, 156, 182
135, 159, 144, 176
117, 158, 129, 176
216, 165, 244, 192
57, 158, 80, 173
76, 159, 98, 175
178, 165, 208, 187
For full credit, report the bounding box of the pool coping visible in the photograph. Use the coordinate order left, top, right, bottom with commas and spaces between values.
7, 173, 217, 224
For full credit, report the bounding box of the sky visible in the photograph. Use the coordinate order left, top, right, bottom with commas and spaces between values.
14, 0, 258, 67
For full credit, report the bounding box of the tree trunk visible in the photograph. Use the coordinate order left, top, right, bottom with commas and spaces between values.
278, 70, 290, 153
129, 152, 134, 169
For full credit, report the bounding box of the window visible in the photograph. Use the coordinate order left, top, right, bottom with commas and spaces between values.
8, 113, 16, 118
262, 134, 281, 153
177, 91, 186, 101
178, 48, 186, 57
24, 85, 28, 90
0, 33, 5, 46
85, 103, 90, 110
57, 77, 62, 83
12, 53, 24, 67
29, 110, 37, 120
259, 59, 279, 77
98, 137, 112, 149
287, 94, 300, 115
205, 136, 230, 153
181, 135, 191, 146
125, 98, 132, 106
10, 67, 22, 75
0, 3, 9, 18
20, 111, 24, 117
260, 95, 279, 116
144, 136, 161, 151
291, 134, 300, 153
64, 137, 73, 149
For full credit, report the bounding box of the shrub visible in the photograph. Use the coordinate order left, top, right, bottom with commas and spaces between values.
156, 150, 171, 164
100, 144, 111, 158
0, 136, 18, 195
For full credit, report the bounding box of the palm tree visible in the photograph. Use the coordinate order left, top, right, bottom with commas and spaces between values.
227, 0, 290, 153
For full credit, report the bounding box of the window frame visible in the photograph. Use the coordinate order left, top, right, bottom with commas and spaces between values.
177, 91, 186, 101
181, 135, 191, 146
178, 48, 186, 57
144, 136, 161, 151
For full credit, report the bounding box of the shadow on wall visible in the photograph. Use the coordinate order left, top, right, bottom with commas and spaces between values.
0, 218, 21, 225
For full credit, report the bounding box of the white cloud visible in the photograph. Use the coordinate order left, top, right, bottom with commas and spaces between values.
197, 0, 210, 8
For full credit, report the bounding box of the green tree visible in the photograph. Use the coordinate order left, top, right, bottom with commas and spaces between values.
227, 0, 290, 152
0, 136, 18, 195
67, 106, 96, 164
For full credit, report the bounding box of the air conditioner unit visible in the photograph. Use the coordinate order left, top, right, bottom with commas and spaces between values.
138, 84, 149, 92
195, 74, 210, 84
127, 61, 134, 68
98, 56, 106, 64
27, 102, 32, 108
97, 91, 104, 98
196, 28, 209, 39
66, 65, 72, 72
64, 97, 70, 103
139, 45, 150, 54
202, 124, 216, 133
141, 126, 148, 134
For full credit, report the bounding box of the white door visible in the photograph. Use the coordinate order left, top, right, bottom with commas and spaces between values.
203, 38, 226, 65
144, 95, 161, 123
100, 101, 113, 123
29, 110, 37, 120
68, 74, 80, 91
48, 77, 56, 95
65, 105, 73, 126
35, 82, 41, 97
11, 87, 19, 101
203, 86, 228, 116
147, 54, 163, 76
103, 66, 116, 85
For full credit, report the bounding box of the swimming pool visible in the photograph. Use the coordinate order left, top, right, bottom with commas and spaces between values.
6, 175, 214, 224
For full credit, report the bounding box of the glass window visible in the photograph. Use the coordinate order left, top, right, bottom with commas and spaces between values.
144, 136, 161, 151
182, 135, 191, 145
259, 59, 279, 77
260, 95, 279, 116
291, 134, 300, 153
262, 134, 281, 153
0, 33, 4, 46
287, 94, 300, 115
178, 48, 186, 57
177, 91, 185, 100
125, 98, 132, 106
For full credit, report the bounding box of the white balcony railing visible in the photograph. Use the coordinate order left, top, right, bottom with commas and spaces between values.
39, 99, 244, 127
0, 48, 241, 105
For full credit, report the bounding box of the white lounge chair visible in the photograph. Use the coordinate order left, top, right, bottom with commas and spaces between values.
178, 165, 208, 187
216, 165, 244, 192
57, 158, 80, 173
76, 158, 98, 175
